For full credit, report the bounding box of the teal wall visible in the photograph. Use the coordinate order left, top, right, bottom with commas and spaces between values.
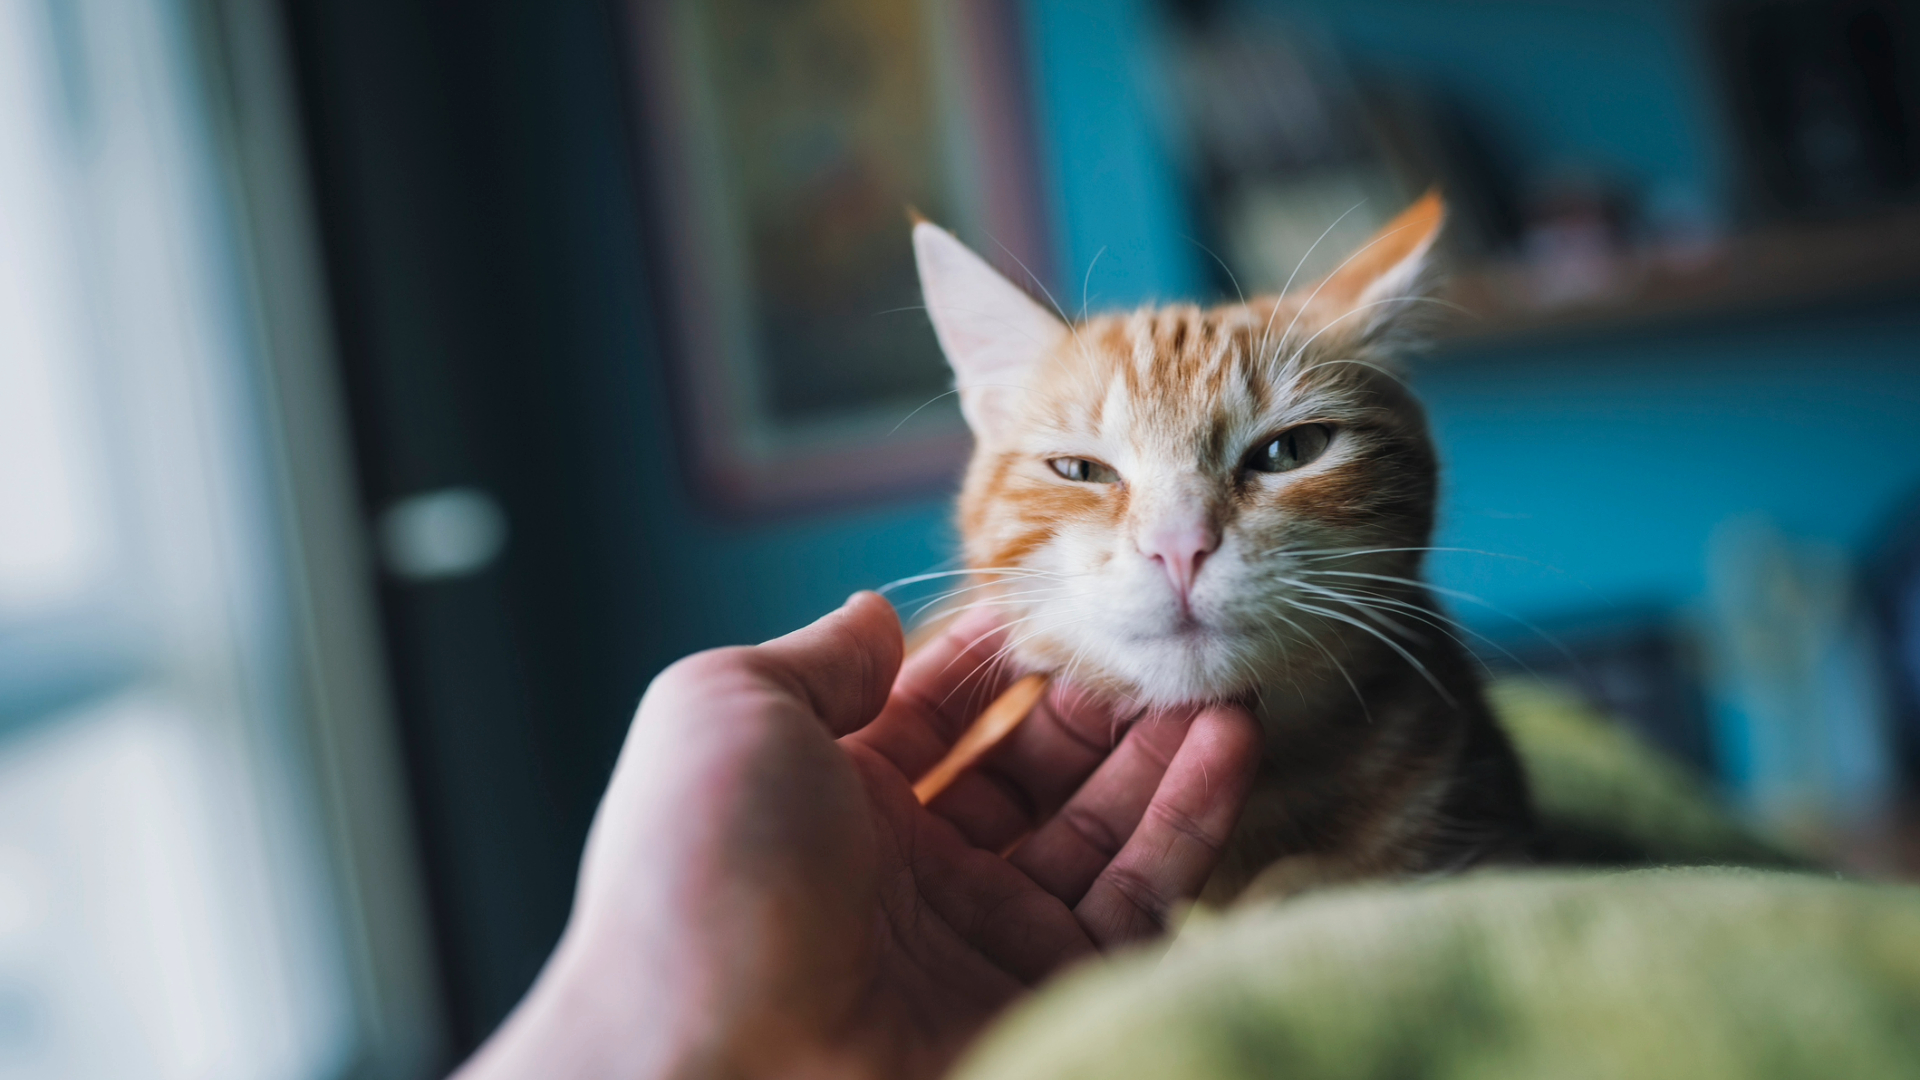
1419, 307, 1920, 626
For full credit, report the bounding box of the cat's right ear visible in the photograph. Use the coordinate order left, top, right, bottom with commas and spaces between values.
914, 221, 1067, 440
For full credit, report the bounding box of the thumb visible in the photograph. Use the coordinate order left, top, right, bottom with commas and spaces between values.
752, 591, 903, 737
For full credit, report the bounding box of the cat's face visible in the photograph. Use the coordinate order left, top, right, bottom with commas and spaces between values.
916, 195, 1446, 707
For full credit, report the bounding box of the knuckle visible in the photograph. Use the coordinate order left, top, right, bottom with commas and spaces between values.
1050, 701, 1117, 755
1101, 866, 1172, 931
657, 646, 758, 690
1147, 800, 1224, 855
1059, 804, 1124, 857
1127, 726, 1177, 770
643, 648, 776, 723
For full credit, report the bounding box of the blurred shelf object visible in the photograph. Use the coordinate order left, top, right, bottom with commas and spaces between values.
1825, 799, 1920, 881
1713, 0, 1920, 225
1440, 206, 1920, 345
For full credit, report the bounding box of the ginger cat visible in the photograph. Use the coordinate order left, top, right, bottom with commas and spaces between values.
913, 194, 1532, 900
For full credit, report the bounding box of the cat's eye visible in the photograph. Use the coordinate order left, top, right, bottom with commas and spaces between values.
1246, 424, 1334, 474
1048, 457, 1120, 484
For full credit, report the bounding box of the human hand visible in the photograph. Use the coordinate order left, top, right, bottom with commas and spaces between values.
456, 592, 1262, 1080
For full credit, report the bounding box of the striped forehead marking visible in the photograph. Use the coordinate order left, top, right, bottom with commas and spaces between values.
1102, 307, 1253, 407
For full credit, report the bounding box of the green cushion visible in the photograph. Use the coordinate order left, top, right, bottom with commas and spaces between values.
955, 869, 1920, 1080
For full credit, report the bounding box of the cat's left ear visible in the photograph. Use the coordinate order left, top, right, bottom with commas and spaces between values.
1303, 190, 1446, 349
914, 221, 1067, 440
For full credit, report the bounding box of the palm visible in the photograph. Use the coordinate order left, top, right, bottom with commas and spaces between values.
566, 594, 1258, 1080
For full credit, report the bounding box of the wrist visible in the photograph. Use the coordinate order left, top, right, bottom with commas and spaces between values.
453, 926, 714, 1080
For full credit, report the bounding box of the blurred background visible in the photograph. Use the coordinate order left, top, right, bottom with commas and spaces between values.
4, 0, 1920, 1075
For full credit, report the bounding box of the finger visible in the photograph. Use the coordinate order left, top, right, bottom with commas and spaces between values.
1073, 704, 1262, 948
920, 680, 1138, 852
845, 605, 1017, 775
891, 789, 1096, 985
1003, 705, 1197, 901
749, 591, 902, 737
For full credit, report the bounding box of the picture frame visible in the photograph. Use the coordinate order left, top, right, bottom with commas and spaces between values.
625, 0, 1054, 515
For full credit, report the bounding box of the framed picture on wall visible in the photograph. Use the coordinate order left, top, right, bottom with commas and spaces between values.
625, 0, 1055, 515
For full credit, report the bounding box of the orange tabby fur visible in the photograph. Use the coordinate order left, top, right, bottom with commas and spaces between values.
916, 194, 1532, 900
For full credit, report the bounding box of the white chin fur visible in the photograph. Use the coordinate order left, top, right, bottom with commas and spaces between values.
1021, 623, 1256, 707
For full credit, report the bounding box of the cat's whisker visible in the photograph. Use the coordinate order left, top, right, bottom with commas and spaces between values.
1053, 637, 1090, 690
983, 611, 1092, 673
1343, 598, 1512, 681
1216, 646, 1268, 714
904, 577, 1070, 615
1281, 577, 1510, 679
1301, 569, 1535, 621
1267, 213, 1427, 377
903, 583, 995, 617
1280, 595, 1455, 705
1290, 572, 1476, 627
1228, 626, 1290, 703
1184, 234, 1246, 308
1062, 643, 1124, 711
1273, 544, 1564, 573
886, 389, 962, 436
937, 608, 1055, 673
1282, 578, 1428, 643
1298, 568, 1577, 666
1080, 246, 1107, 321
1280, 295, 1461, 372
990, 237, 1096, 367
909, 584, 1066, 618
925, 609, 1071, 720
938, 610, 1094, 715
992, 238, 1071, 326
1311, 357, 1416, 393
931, 606, 1074, 682
1257, 199, 1367, 362
1107, 694, 1164, 749
877, 566, 1061, 595
1377, 293, 1475, 319
1263, 608, 1373, 724
1289, 575, 1484, 642
912, 589, 1073, 625
907, 601, 1057, 652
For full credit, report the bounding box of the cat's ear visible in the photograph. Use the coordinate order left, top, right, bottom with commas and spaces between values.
914, 220, 1067, 438
1303, 190, 1446, 349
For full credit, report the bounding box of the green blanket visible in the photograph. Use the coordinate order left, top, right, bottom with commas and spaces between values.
954, 682, 1919, 1080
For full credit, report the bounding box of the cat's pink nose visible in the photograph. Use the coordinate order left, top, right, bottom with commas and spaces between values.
1140, 522, 1220, 612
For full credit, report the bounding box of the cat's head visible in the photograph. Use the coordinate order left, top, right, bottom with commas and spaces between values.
915, 194, 1447, 707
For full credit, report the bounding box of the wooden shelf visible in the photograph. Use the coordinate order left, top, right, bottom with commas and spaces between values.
1439, 207, 1920, 346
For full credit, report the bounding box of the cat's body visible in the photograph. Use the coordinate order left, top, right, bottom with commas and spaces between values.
916, 195, 1533, 900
